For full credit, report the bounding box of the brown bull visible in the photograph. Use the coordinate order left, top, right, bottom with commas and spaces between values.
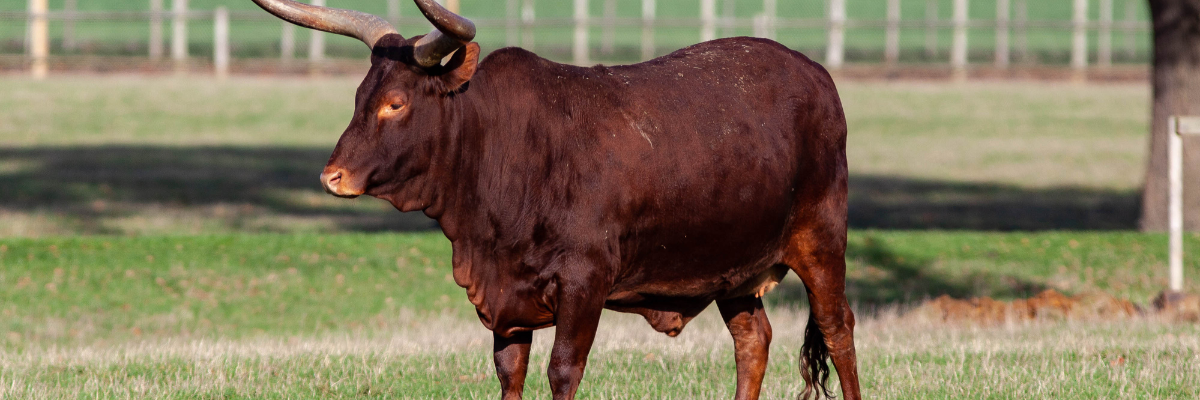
252, 1, 861, 398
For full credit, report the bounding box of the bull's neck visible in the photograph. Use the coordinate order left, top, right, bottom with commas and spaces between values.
412, 80, 491, 241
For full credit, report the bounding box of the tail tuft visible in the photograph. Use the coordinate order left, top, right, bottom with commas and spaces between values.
799, 311, 833, 400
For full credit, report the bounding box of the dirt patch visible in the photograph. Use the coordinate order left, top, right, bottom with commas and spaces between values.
1153, 291, 1200, 323
907, 289, 1142, 325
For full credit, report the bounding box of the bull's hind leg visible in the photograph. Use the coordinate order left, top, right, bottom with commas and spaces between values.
716, 296, 773, 400
784, 197, 862, 399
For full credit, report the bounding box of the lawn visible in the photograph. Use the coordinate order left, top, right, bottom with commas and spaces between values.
2, 76, 1195, 398
0, 77, 1150, 235
3, 231, 1198, 344
2, 232, 1198, 398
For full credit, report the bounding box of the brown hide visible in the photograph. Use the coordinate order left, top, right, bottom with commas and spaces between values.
320, 34, 859, 400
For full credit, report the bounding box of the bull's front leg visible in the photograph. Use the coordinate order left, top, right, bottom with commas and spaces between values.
547, 272, 609, 399
493, 331, 532, 400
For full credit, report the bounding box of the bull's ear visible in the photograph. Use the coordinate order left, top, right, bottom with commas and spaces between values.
440, 42, 480, 93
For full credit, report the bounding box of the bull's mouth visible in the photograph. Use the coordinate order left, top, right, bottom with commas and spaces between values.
325, 188, 361, 199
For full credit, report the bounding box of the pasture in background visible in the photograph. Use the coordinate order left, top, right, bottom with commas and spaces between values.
0, 77, 1148, 236
5, 0, 1153, 75
3, 0, 1198, 390
3, 75, 1197, 397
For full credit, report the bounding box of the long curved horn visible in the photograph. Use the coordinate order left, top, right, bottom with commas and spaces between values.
251, 0, 397, 49
411, 0, 476, 67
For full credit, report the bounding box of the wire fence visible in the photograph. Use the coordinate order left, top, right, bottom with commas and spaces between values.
7, 0, 1152, 78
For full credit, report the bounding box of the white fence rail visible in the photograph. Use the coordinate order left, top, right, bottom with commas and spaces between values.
9, 0, 1151, 78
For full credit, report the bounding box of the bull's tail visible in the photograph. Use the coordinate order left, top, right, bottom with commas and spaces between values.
799, 309, 834, 400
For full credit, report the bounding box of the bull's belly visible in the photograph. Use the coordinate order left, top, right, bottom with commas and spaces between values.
609, 262, 789, 301
603, 264, 790, 336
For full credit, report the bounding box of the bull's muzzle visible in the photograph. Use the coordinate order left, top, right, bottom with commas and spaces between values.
320, 167, 363, 198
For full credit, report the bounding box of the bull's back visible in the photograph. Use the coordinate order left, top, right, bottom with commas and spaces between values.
598, 38, 842, 296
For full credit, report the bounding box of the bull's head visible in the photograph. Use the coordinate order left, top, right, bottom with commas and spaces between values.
252, 0, 478, 202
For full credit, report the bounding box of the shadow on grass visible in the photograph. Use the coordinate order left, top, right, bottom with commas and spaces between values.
0, 146, 1140, 235
0, 146, 436, 234
773, 235, 1049, 309
849, 175, 1140, 231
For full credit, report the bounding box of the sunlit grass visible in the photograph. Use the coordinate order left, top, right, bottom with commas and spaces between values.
0, 233, 466, 348
841, 81, 1149, 189
0, 71, 1183, 399
1, 77, 1149, 187
2, 307, 1197, 399
0, 78, 1151, 235
3, 232, 1196, 349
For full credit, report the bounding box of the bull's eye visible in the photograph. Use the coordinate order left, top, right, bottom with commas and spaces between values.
378, 102, 406, 119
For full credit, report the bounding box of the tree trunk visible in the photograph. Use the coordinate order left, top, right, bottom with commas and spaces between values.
1143, 0, 1200, 231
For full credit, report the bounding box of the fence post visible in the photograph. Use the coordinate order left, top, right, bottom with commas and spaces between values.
826, 0, 845, 69
309, 0, 326, 74
924, 0, 937, 59
885, 0, 900, 66
603, 0, 616, 54
63, 0, 77, 52
522, 0, 535, 50
214, 7, 229, 79
1166, 116, 1200, 292
995, 0, 1009, 68
505, 0, 518, 47
281, 22, 294, 66
172, 0, 188, 73
1098, 0, 1112, 68
951, 0, 968, 81
641, 0, 655, 60
150, 0, 164, 60
763, 0, 776, 40
701, 0, 716, 42
1015, 0, 1028, 63
1170, 117, 1184, 292
388, 0, 401, 26
722, 0, 736, 37
574, 0, 589, 65
1124, 0, 1137, 60
28, 0, 48, 79
1071, 0, 1088, 81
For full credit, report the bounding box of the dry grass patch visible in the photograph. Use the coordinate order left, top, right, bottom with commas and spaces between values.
2, 308, 1197, 399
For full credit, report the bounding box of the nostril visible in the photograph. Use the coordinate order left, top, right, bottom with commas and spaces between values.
321, 170, 359, 198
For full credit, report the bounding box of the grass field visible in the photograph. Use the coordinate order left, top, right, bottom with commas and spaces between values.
0, 0, 1154, 64
3, 232, 1198, 341
2, 232, 1198, 398
0, 77, 1150, 235
4, 308, 1199, 399
3, 76, 1197, 398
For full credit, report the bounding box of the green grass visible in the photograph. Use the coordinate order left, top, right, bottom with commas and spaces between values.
2, 232, 1199, 398
0, 77, 353, 146
0, 77, 1148, 186
0, 77, 1151, 235
0, 233, 463, 346
3, 231, 1197, 347
1, 0, 1154, 64
4, 316, 1198, 399
0, 75, 1190, 398
844, 81, 1148, 189
840, 231, 1200, 305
